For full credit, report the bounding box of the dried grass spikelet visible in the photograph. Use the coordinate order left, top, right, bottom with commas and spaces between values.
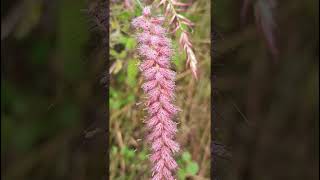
132, 6, 180, 180
157, 0, 198, 79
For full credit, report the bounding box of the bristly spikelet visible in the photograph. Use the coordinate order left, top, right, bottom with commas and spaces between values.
132, 6, 180, 180
157, 0, 198, 79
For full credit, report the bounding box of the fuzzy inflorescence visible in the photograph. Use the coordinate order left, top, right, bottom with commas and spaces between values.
132, 6, 180, 180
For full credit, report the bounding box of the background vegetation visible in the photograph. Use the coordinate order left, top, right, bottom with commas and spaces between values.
213, 0, 318, 179
109, 0, 210, 179
2, 0, 107, 179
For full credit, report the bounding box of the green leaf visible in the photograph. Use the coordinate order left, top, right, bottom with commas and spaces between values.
186, 162, 199, 175
110, 87, 119, 98
127, 59, 138, 87
171, 41, 184, 70
118, 36, 136, 50
126, 94, 135, 103
120, 146, 135, 159
118, 71, 126, 82
182, 152, 191, 162
125, 37, 136, 50
134, 6, 142, 16
172, 51, 181, 69
110, 98, 122, 109
110, 49, 119, 57
138, 151, 147, 161
118, 11, 131, 21
126, 149, 135, 158
111, 146, 118, 154
120, 146, 128, 155
177, 169, 187, 179
118, 51, 127, 59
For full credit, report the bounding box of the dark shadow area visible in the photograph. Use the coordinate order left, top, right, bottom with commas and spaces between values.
213, 0, 319, 179
1, 0, 107, 179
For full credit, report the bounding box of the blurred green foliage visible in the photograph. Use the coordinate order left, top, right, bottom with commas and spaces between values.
177, 151, 199, 179
2, 0, 106, 179
110, 144, 199, 180
214, 0, 318, 179
57, 0, 89, 81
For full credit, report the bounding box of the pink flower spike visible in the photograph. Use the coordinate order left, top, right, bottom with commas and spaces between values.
150, 150, 161, 163
132, 7, 180, 179
148, 101, 161, 115
139, 59, 154, 71
162, 167, 174, 180
141, 80, 157, 92
142, 66, 157, 80
147, 88, 161, 102
159, 68, 176, 80
155, 56, 170, 68
131, 16, 145, 28
146, 116, 160, 129
162, 134, 180, 153
152, 137, 164, 151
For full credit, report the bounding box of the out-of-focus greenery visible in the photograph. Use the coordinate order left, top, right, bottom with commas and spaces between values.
110, 145, 200, 179
2, 0, 106, 179
110, 0, 210, 179
214, 0, 318, 179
